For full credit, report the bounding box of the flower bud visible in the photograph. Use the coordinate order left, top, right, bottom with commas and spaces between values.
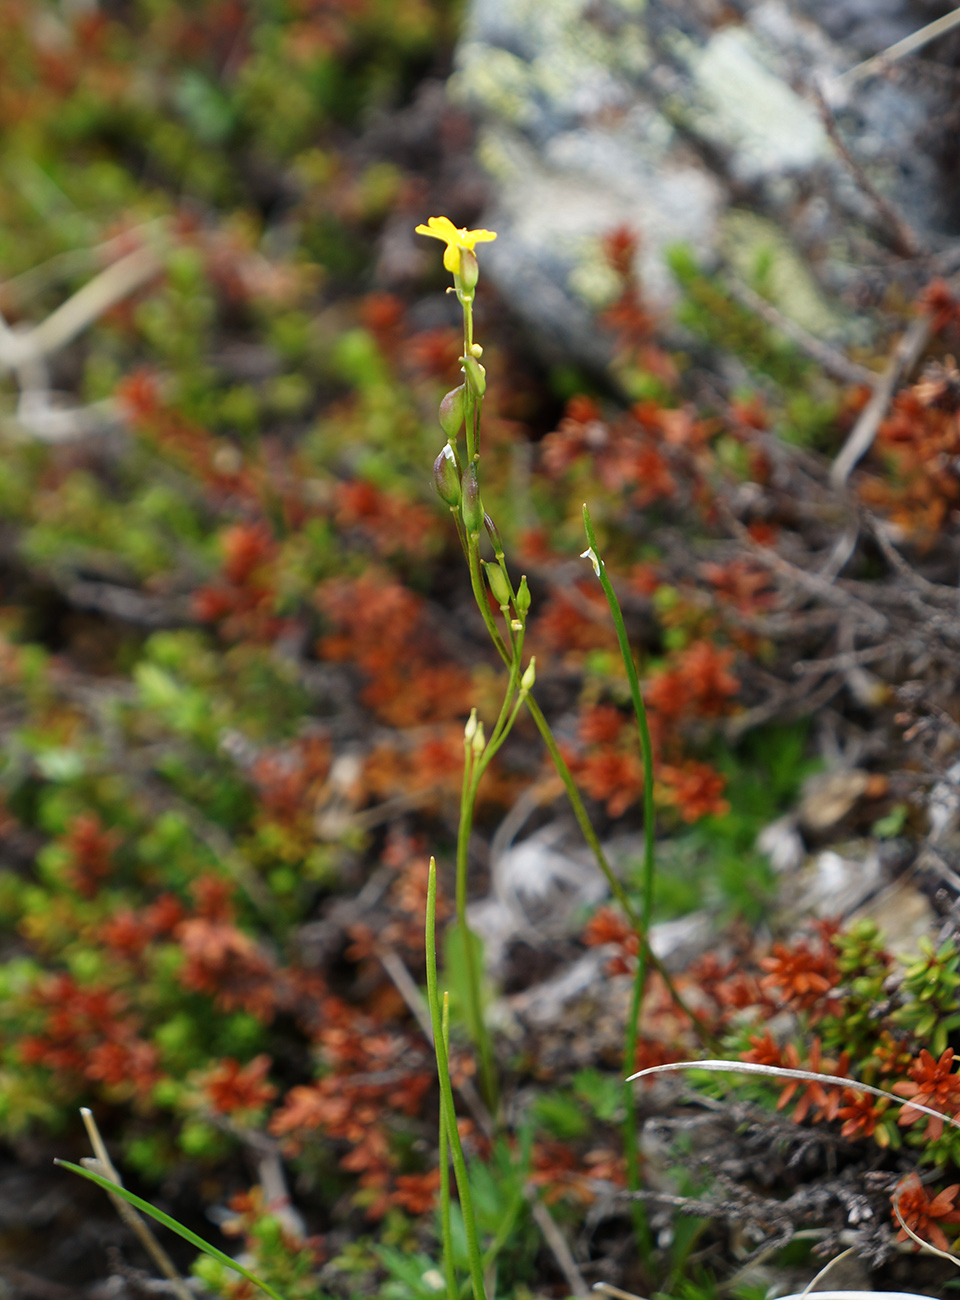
471, 720, 485, 755
433, 443, 461, 507
469, 343, 483, 358
515, 574, 531, 617
483, 560, 511, 607
520, 657, 536, 694
461, 460, 483, 536
484, 512, 504, 558
464, 707, 478, 743
459, 249, 479, 290
439, 385, 465, 439
462, 355, 486, 397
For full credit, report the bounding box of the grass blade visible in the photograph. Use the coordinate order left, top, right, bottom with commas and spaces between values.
55, 1159, 288, 1300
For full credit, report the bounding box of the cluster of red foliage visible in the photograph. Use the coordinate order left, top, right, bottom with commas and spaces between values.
119, 373, 261, 505
541, 396, 706, 511
760, 933, 840, 1016
346, 830, 449, 964
250, 734, 332, 860
98, 892, 185, 959
565, 640, 738, 820
599, 227, 677, 386
533, 579, 618, 662
317, 570, 472, 727
200, 1054, 277, 1116
858, 285, 960, 538
19, 974, 160, 1101
529, 1139, 625, 1206
193, 522, 292, 643
269, 992, 434, 1218
894, 1174, 960, 1253
60, 812, 119, 898
892, 1047, 960, 1141
336, 479, 438, 561
175, 877, 283, 1021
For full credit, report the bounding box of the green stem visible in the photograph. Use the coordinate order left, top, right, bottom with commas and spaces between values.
455, 759, 498, 1112
582, 506, 656, 962
467, 538, 510, 665
582, 504, 656, 1254
426, 860, 488, 1300
439, 993, 458, 1300
522, 693, 717, 1051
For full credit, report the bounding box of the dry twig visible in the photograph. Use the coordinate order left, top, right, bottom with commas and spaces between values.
830, 312, 932, 488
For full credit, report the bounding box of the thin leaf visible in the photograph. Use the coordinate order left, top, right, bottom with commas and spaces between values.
55, 1160, 287, 1300
627, 1058, 960, 1133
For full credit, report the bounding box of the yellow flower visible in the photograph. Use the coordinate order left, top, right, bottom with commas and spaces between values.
415, 215, 497, 275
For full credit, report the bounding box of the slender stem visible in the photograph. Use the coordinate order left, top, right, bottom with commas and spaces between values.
582, 506, 656, 962
455, 765, 498, 1111
439, 994, 458, 1300
426, 860, 489, 1300
522, 693, 717, 1050
582, 505, 657, 1254
467, 539, 510, 665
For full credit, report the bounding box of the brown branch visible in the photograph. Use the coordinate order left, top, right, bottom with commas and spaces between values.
813, 87, 924, 259
829, 311, 932, 488
723, 275, 876, 387
842, 7, 960, 85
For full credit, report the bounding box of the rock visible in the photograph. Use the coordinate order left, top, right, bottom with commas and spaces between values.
757, 814, 805, 873
850, 875, 936, 958
797, 768, 887, 836
452, 0, 957, 369
468, 822, 608, 975
791, 843, 884, 917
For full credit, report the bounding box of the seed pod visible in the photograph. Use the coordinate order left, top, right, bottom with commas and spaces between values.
459, 249, 479, 290
433, 443, 461, 507
483, 560, 511, 607
461, 460, 483, 536
520, 658, 536, 693
462, 355, 486, 397
439, 385, 465, 439
464, 708, 478, 742
483, 512, 504, 558
515, 575, 531, 617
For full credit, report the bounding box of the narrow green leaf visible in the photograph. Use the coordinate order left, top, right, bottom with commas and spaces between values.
54, 1160, 287, 1300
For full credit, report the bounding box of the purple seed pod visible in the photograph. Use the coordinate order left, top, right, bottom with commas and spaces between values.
439, 385, 465, 439
433, 443, 461, 507
461, 460, 483, 536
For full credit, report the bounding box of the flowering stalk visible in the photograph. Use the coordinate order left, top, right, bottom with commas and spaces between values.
418, 218, 716, 1124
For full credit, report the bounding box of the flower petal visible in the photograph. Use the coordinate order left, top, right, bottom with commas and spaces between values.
462, 228, 497, 248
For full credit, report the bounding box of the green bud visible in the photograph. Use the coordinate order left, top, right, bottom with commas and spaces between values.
439, 385, 465, 438
520, 658, 536, 693
459, 249, 479, 291
483, 560, 511, 607
463, 355, 486, 397
471, 720, 485, 755
464, 708, 478, 742
469, 343, 483, 358
515, 575, 531, 616
484, 512, 504, 557
461, 460, 483, 535
433, 443, 461, 507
